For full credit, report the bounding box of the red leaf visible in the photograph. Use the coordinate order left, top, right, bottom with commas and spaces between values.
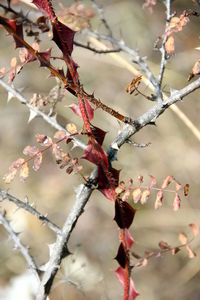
115, 267, 139, 300
154, 190, 163, 209
52, 20, 75, 55
98, 166, 119, 200
173, 193, 181, 211
38, 48, 52, 67
82, 139, 109, 167
114, 199, 136, 229
1, 18, 24, 48
32, 0, 56, 21
68, 103, 81, 117
91, 126, 107, 145
124, 229, 135, 249
115, 243, 126, 268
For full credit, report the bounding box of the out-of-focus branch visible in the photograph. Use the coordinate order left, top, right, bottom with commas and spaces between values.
0, 79, 87, 150
0, 189, 61, 235
0, 210, 40, 280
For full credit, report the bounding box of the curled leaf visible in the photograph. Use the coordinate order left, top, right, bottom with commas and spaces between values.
184, 184, 189, 196
66, 123, 77, 134
23, 145, 39, 156
178, 232, 188, 245
3, 158, 25, 184
158, 241, 171, 250
161, 175, 174, 189
53, 130, 66, 140
149, 175, 156, 188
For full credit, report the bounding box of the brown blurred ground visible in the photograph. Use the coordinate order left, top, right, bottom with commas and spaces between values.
0, 0, 200, 299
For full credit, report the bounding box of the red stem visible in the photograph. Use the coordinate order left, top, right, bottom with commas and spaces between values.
120, 229, 130, 300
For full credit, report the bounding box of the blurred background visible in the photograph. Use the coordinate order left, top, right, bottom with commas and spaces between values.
0, 0, 200, 299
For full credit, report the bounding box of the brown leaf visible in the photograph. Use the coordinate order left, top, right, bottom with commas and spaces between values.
19, 162, 29, 181
189, 223, 199, 237
184, 183, 189, 196
10, 57, 17, 68
154, 190, 163, 209
3, 158, 25, 184
158, 241, 171, 250
171, 247, 180, 255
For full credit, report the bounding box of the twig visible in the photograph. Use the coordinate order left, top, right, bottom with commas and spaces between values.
0, 79, 87, 150
74, 41, 121, 54
0, 210, 40, 280
0, 189, 61, 235
90, 0, 113, 36
158, 0, 172, 87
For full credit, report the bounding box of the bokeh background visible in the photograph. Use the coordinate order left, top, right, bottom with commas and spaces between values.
0, 0, 200, 299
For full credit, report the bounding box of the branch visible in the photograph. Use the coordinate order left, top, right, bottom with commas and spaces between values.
36, 76, 200, 300
0, 210, 40, 280
0, 189, 61, 235
0, 79, 87, 150
74, 41, 121, 54
158, 0, 172, 87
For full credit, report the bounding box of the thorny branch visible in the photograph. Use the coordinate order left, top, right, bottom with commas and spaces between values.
0, 79, 87, 151
0, 189, 61, 234
0, 210, 40, 280
1, 1, 200, 299
37, 76, 200, 300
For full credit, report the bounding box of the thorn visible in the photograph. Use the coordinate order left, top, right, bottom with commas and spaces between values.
7, 91, 14, 102
28, 109, 37, 123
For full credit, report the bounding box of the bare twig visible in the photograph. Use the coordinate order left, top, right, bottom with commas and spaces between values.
0, 189, 61, 235
90, 0, 113, 36
0, 79, 87, 150
158, 0, 172, 87
74, 41, 121, 54
0, 210, 40, 280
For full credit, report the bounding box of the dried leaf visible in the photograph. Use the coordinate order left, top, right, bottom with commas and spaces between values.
53, 130, 66, 140
189, 223, 199, 237
161, 175, 174, 189
158, 241, 171, 250
114, 199, 136, 229
132, 188, 142, 203
154, 190, 163, 209
66, 123, 77, 134
173, 193, 181, 211
140, 189, 150, 204
184, 183, 189, 196
10, 57, 17, 68
19, 162, 29, 181
33, 152, 42, 171
185, 244, 196, 258
3, 168, 18, 184
178, 232, 188, 245
0, 67, 6, 79
23, 146, 39, 156
171, 247, 180, 255
115, 243, 126, 268
165, 36, 175, 55
149, 175, 156, 188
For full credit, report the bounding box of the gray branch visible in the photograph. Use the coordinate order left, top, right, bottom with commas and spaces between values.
0, 210, 40, 281
0, 79, 87, 151
0, 189, 61, 235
